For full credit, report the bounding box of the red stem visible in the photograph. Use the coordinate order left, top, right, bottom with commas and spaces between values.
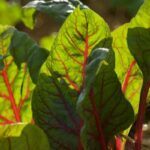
122, 60, 136, 93
116, 60, 136, 150
134, 80, 150, 150
82, 36, 89, 82
1, 69, 21, 122
89, 89, 107, 150
0, 115, 14, 124
116, 137, 122, 150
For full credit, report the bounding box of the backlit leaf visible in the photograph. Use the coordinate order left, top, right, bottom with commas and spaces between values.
0, 0, 21, 25
112, 24, 142, 115
32, 7, 110, 149
0, 25, 33, 125
48, 7, 110, 91
0, 124, 50, 150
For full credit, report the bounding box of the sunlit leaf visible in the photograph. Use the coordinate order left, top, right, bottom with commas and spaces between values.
0, 0, 21, 25
112, 24, 142, 115
0, 25, 33, 125
48, 7, 110, 90
0, 124, 50, 150
32, 7, 111, 149
39, 33, 57, 50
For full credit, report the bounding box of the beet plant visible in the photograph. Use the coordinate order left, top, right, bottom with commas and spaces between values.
0, 0, 150, 150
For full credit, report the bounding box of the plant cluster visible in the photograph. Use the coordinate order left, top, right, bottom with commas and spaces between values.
0, 0, 150, 150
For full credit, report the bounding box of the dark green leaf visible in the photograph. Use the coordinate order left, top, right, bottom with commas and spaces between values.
32, 73, 81, 149
77, 48, 134, 149
9, 30, 49, 83
0, 55, 4, 70
22, 0, 87, 29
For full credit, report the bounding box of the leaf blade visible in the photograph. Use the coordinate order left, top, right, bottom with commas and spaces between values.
77, 48, 134, 149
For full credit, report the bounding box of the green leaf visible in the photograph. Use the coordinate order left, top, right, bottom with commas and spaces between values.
9, 29, 49, 83
0, 0, 21, 25
0, 25, 33, 125
0, 123, 26, 137
129, 0, 150, 29
77, 48, 134, 149
0, 124, 50, 150
111, 0, 150, 141
39, 33, 57, 50
21, 7, 36, 30
127, 27, 150, 81
112, 0, 150, 115
32, 73, 81, 149
126, 0, 150, 81
22, 0, 87, 29
32, 8, 110, 149
48, 7, 110, 90
112, 24, 143, 115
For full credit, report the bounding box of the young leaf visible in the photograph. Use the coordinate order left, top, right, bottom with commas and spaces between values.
77, 48, 134, 149
9, 29, 49, 83
0, 124, 50, 150
32, 7, 110, 149
22, 0, 87, 29
0, 25, 33, 124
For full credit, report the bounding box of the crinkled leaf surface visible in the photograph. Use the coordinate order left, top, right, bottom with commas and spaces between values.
0, 124, 50, 150
22, 0, 87, 29
77, 48, 134, 149
0, 25, 34, 125
32, 8, 110, 149
9, 29, 49, 83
